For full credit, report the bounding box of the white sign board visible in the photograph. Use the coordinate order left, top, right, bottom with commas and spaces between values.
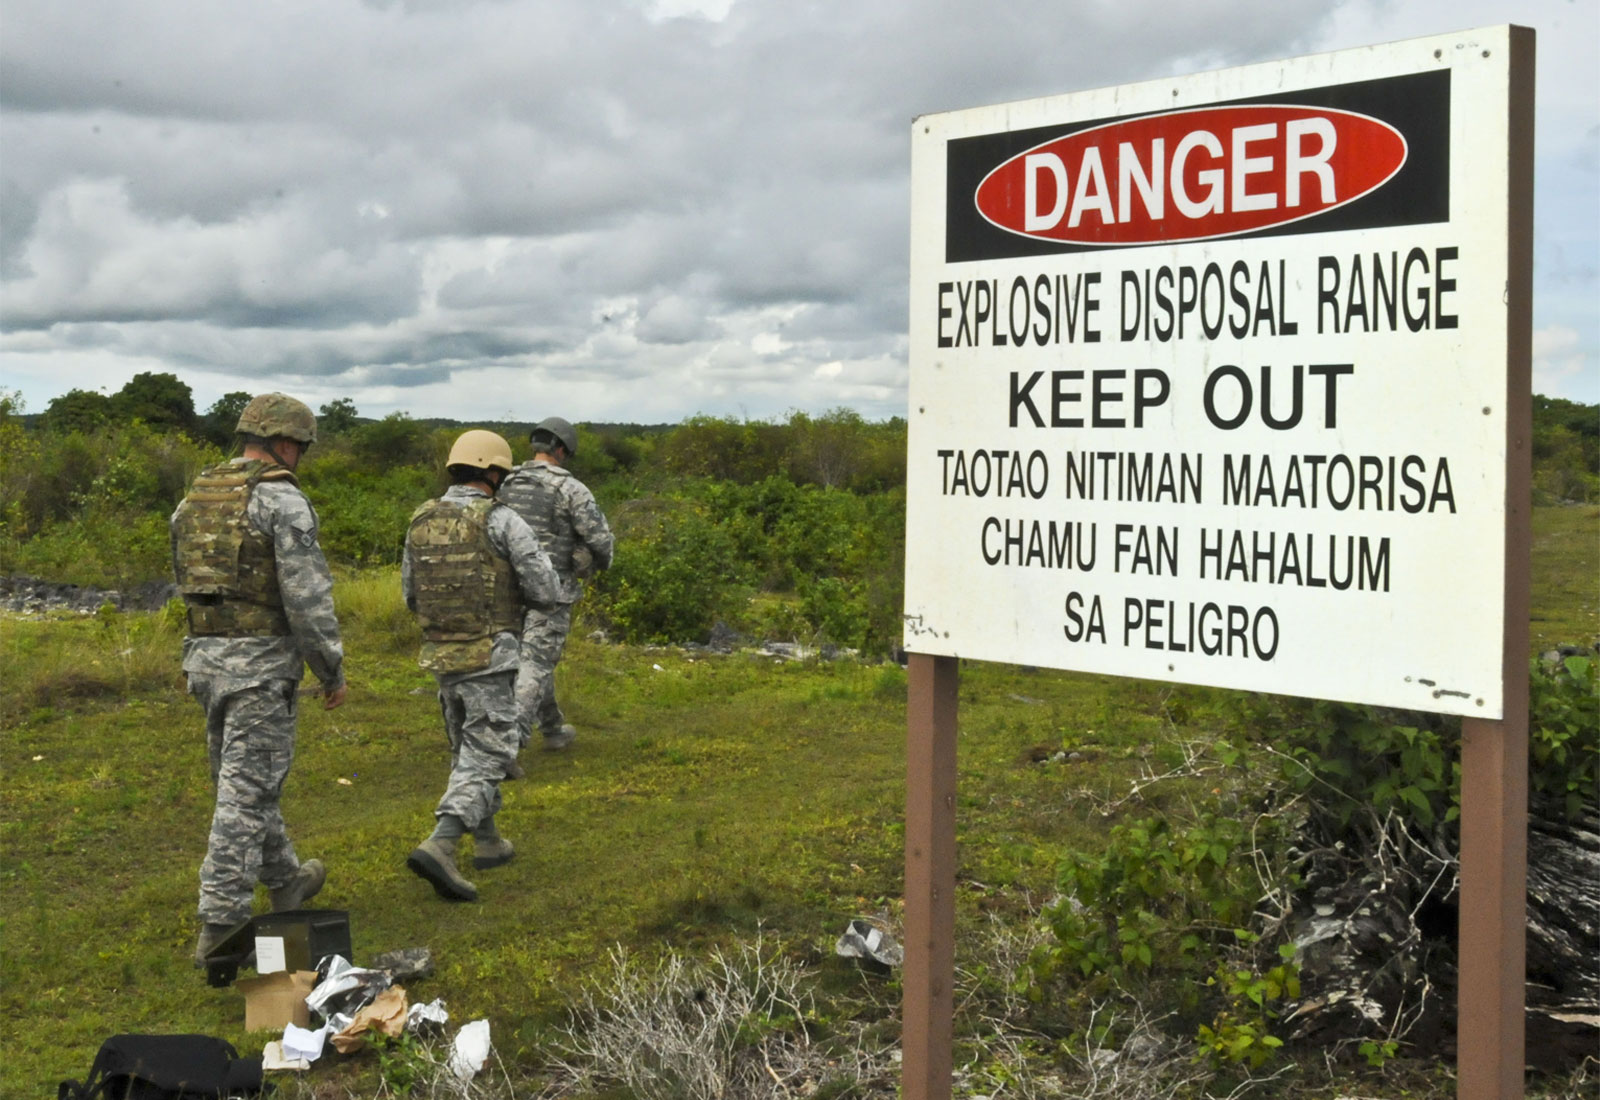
905, 27, 1520, 717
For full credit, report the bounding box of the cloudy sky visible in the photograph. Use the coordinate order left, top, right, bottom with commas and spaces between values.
1, 0, 1595, 425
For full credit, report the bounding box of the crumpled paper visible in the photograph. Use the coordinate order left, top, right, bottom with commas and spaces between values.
449, 1019, 492, 1082
834, 919, 904, 967
407, 997, 449, 1033
330, 985, 409, 1054
282, 1022, 329, 1063
262, 1040, 310, 1072
370, 946, 434, 983
307, 955, 394, 1020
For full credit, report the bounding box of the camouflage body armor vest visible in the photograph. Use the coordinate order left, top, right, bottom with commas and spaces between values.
407, 496, 523, 674
172, 460, 296, 637
498, 464, 576, 578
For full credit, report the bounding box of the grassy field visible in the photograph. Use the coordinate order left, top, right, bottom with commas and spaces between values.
1, 505, 1596, 1098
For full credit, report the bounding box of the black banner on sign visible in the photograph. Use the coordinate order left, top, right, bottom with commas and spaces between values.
945, 69, 1450, 263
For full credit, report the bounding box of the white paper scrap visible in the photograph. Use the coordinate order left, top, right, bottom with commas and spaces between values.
448, 1019, 492, 1082
255, 935, 287, 974
283, 1022, 328, 1062
261, 1041, 310, 1072
407, 998, 449, 1031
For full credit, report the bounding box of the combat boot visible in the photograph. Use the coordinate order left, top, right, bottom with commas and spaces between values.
269, 858, 327, 911
542, 723, 577, 751
193, 922, 233, 968
406, 838, 478, 901
473, 835, 516, 870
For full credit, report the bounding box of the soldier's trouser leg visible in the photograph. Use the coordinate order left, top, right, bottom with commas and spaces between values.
435, 672, 517, 832
515, 604, 573, 743
194, 677, 300, 926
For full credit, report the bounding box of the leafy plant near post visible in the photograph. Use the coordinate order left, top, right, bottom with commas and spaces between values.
1027, 802, 1301, 1065
1196, 935, 1301, 1069
1529, 651, 1599, 819
1028, 645, 1597, 1070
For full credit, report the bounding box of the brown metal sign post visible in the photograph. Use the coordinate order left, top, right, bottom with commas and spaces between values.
904, 652, 958, 1100
1458, 27, 1534, 1100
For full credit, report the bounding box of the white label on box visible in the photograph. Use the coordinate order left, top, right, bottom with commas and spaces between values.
255, 935, 287, 974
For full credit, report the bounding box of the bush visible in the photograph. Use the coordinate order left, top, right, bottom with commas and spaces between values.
351, 413, 442, 470
1028, 648, 1598, 1066
1531, 396, 1598, 504
299, 453, 438, 567
590, 497, 757, 643
1530, 650, 1600, 818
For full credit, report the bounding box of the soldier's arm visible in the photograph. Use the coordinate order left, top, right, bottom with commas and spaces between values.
489, 506, 562, 611
258, 485, 347, 695
400, 537, 418, 613
168, 503, 185, 585
567, 482, 615, 571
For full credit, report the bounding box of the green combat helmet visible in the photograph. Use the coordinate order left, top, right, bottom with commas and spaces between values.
531, 416, 577, 457
236, 393, 318, 444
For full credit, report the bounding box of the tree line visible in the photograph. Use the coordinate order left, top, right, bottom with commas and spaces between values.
3, 373, 1594, 655
1, 377, 909, 655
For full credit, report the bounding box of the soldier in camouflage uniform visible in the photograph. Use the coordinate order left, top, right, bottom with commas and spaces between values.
497, 417, 614, 759
403, 430, 561, 901
171, 393, 348, 965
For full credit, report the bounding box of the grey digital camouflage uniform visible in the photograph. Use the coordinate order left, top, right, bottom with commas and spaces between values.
402, 485, 560, 830
171, 463, 345, 927
496, 459, 614, 741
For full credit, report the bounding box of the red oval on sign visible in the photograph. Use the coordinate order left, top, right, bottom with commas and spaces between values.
974, 104, 1407, 246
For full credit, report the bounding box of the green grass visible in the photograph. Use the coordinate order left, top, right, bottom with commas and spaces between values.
1, 505, 1595, 1096
1, 621, 1156, 1095
1530, 503, 1600, 653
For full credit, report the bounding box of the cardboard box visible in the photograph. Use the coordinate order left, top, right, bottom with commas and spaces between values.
237, 969, 317, 1031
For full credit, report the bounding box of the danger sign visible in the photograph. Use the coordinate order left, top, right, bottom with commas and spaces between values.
975, 103, 1408, 246
904, 27, 1525, 717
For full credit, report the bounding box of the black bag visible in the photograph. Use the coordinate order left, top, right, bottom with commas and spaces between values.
57, 1034, 263, 1100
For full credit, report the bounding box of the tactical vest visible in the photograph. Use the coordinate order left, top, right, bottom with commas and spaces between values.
172, 460, 296, 637
406, 496, 523, 674
498, 463, 576, 576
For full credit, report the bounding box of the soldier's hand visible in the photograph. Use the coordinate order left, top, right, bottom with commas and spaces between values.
572, 546, 595, 579
324, 683, 349, 710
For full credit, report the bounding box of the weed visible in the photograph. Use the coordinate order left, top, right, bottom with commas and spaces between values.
542, 936, 894, 1100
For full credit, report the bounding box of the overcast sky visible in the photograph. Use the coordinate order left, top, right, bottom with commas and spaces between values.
1, 0, 1595, 425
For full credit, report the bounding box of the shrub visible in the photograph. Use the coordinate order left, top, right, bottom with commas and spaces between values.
351, 412, 441, 470
1530, 650, 1600, 818
299, 454, 438, 567
589, 496, 758, 643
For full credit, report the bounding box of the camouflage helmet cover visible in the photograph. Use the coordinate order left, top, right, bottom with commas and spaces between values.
531, 416, 577, 457
447, 429, 515, 473
236, 393, 318, 444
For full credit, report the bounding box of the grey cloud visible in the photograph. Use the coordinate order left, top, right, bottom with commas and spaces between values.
636, 295, 719, 344
349, 363, 456, 388
2, 0, 1594, 416
0, 177, 37, 278
0, 178, 423, 331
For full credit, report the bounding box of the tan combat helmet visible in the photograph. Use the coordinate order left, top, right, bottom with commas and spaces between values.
236, 393, 318, 443
446, 429, 515, 473
531, 416, 577, 457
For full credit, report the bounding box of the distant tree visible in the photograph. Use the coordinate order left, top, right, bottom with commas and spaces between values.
789, 408, 868, 489
658, 416, 788, 483
200, 391, 254, 448
353, 412, 435, 468
319, 397, 360, 436
1532, 395, 1600, 503
45, 389, 113, 433
110, 372, 196, 433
